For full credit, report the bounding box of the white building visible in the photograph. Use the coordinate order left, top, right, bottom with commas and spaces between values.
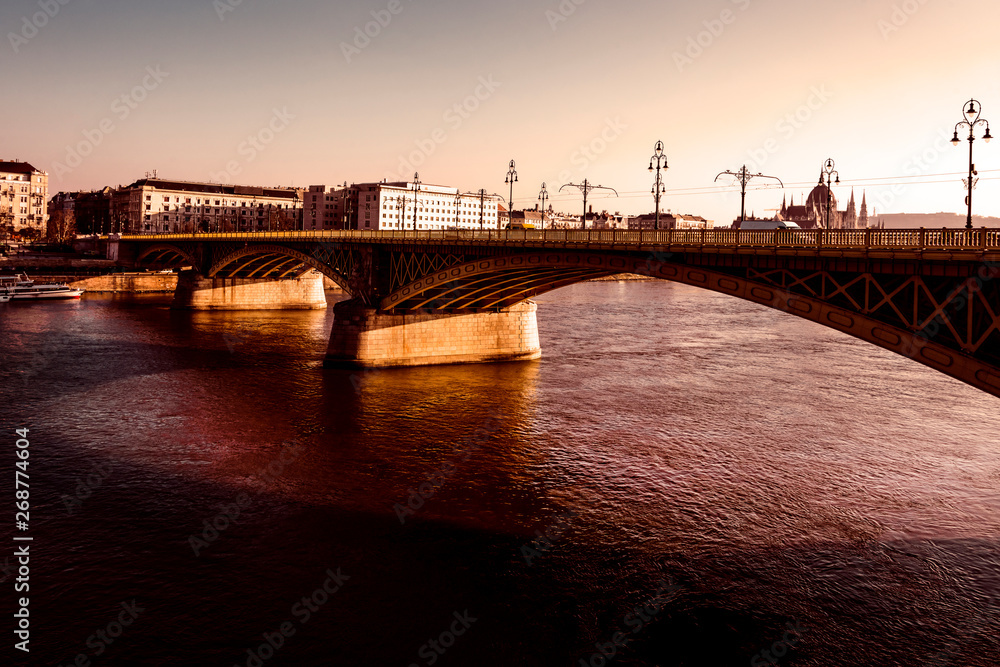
112, 178, 303, 234
0, 160, 48, 238
628, 213, 714, 230
308, 181, 502, 231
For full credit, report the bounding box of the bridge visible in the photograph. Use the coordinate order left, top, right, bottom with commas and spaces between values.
113, 227, 1000, 398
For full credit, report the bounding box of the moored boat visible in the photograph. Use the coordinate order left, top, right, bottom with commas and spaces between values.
0, 273, 84, 300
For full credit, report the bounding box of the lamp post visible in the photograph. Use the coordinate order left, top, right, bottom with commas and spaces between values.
538, 183, 549, 230
951, 99, 992, 229
820, 158, 840, 230
462, 189, 504, 229
715, 165, 783, 225
411, 172, 421, 231
395, 194, 407, 231
559, 179, 618, 229
504, 160, 518, 229
648, 141, 668, 230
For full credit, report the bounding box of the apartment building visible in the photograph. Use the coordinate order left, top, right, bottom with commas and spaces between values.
308, 181, 501, 231
0, 160, 48, 238
112, 178, 303, 233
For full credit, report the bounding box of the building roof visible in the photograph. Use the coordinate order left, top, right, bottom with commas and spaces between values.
123, 178, 300, 199
511, 210, 544, 221
0, 161, 41, 174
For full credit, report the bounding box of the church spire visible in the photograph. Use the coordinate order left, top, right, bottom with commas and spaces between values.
846, 188, 857, 228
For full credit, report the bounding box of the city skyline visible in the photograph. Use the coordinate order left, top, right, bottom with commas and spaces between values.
4, 0, 1000, 225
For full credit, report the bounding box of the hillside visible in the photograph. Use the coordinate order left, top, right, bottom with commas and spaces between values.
875, 212, 1000, 228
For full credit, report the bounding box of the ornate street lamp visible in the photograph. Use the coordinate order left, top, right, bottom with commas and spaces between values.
504, 160, 518, 227
820, 158, 840, 229
411, 172, 421, 231
559, 180, 618, 229
648, 140, 668, 230
715, 165, 783, 225
538, 183, 549, 230
951, 99, 992, 229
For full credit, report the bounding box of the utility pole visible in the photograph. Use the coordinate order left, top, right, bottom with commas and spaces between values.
715, 165, 783, 224
559, 179, 618, 229
462, 189, 504, 230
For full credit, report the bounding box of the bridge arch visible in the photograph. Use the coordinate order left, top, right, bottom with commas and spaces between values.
135, 244, 199, 270
382, 251, 1000, 398
208, 244, 352, 293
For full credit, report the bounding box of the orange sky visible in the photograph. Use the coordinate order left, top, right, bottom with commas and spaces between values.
4, 0, 1000, 224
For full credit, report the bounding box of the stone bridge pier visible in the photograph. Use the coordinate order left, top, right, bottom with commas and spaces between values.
171, 269, 327, 310
323, 299, 541, 368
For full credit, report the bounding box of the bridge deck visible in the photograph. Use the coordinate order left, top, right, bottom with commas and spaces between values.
117, 228, 1000, 261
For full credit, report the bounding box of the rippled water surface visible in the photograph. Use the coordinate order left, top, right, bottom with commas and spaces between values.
1, 281, 998, 666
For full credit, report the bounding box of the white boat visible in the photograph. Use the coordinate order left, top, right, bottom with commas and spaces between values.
0, 274, 84, 301
0, 292, 10, 303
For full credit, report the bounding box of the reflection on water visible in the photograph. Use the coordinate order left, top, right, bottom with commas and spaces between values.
1, 282, 997, 666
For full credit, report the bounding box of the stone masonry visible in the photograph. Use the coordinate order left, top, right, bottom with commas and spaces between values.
325, 299, 541, 368
172, 269, 327, 310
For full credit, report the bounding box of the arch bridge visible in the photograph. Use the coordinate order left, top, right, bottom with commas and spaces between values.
116, 227, 1000, 398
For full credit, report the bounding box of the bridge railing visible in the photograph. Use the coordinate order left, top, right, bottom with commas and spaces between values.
115, 227, 1000, 250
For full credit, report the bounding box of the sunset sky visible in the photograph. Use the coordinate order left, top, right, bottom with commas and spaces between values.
4, 0, 1000, 225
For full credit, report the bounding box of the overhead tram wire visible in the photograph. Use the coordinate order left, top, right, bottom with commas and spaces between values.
511, 168, 1000, 209
583, 170, 1000, 198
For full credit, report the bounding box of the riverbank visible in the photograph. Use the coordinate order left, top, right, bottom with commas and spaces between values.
588, 273, 656, 281
11, 272, 347, 294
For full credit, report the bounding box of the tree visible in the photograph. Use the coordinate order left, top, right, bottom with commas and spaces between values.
0, 206, 13, 245
47, 210, 77, 242
267, 206, 297, 231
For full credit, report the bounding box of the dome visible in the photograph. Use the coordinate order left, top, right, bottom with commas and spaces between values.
806, 183, 836, 212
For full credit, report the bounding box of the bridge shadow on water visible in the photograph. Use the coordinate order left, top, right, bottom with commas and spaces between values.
28, 457, 1000, 666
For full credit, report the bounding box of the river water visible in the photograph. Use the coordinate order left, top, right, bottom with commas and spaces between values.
1, 281, 998, 666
